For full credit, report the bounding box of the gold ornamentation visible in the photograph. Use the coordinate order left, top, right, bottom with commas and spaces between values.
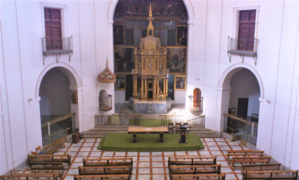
97, 59, 116, 83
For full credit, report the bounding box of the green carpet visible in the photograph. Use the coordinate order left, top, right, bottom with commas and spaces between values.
98, 133, 205, 152
141, 119, 172, 127
141, 119, 159, 127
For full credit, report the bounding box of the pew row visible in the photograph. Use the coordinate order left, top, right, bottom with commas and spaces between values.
78, 166, 132, 176
226, 150, 264, 160
74, 175, 131, 180
83, 158, 133, 167
9, 169, 64, 175
168, 156, 217, 168
241, 163, 281, 171
169, 173, 225, 180
0, 174, 62, 180
28, 154, 71, 166
169, 164, 221, 175
242, 170, 298, 180
231, 156, 271, 167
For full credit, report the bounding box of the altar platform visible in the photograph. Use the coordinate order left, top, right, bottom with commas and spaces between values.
129, 98, 171, 114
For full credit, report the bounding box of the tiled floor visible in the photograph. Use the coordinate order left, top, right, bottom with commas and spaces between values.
54, 137, 249, 180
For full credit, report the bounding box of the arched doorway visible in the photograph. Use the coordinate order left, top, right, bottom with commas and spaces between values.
39, 67, 79, 146
219, 65, 263, 146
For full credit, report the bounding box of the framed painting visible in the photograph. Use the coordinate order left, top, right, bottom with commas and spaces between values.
177, 26, 188, 46
115, 75, 126, 90
174, 75, 186, 90
113, 25, 124, 45
114, 47, 134, 73
167, 48, 186, 73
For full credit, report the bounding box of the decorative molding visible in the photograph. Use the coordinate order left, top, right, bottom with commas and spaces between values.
29, 96, 41, 102
232, 5, 260, 39
40, 2, 68, 38
259, 97, 271, 104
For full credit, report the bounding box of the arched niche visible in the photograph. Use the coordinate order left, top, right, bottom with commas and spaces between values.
99, 89, 112, 111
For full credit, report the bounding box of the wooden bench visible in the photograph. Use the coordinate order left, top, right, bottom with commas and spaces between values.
243, 170, 298, 180
0, 174, 62, 180
78, 166, 132, 176
44, 139, 66, 155
169, 164, 221, 175
168, 156, 217, 168
74, 174, 131, 180
226, 150, 264, 160
9, 169, 64, 175
169, 173, 225, 180
231, 156, 271, 167
83, 158, 133, 167
28, 154, 71, 170
30, 163, 66, 171
241, 163, 281, 171
28, 154, 71, 165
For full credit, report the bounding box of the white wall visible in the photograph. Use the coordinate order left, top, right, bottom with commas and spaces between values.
39, 68, 71, 116
229, 69, 260, 116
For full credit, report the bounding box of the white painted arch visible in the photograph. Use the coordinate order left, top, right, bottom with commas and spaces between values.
107, 0, 195, 21
218, 63, 264, 98
35, 62, 82, 98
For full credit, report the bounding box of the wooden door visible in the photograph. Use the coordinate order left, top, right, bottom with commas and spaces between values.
44, 8, 62, 50
237, 98, 248, 119
238, 10, 256, 51
193, 88, 201, 108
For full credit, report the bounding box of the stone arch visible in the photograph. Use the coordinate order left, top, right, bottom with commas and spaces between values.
218, 63, 264, 98
107, 0, 195, 21
35, 62, 81, 98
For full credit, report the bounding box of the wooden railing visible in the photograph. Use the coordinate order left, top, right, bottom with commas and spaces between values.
223, 113, 258, 145
42, 113, 76, 146
95, 114, 142, 126
159, 114, 205, 127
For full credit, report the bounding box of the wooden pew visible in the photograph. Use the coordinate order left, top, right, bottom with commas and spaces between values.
9, 169, 64, 175
43, 138, 66, 155
74, 174, 131, 180
83, 158, 133, 167
28, 154, 71, 166
168, 156, 216, 168
170, 173, 225, 180
169, 164, 221, 175
78, 166, 132, 176
241, 163, 281, 171
30, 163, 66, 171
226, 150, 264, 160
231, 156, 271, 167
242, 170, 298, 180
0, 174, 62, 180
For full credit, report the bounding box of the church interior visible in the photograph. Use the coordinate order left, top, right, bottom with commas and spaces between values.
0, 0, 298, 179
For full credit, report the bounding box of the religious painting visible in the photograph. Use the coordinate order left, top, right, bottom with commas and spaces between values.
115, 75, 126, 90
174, 75, 186, 90
177, 26, 188, 46
114, 47, 134, 73
113, 25, 124, 45
167, 48, 186, 73
114, 0, 188, 21
70, 90, 78, 104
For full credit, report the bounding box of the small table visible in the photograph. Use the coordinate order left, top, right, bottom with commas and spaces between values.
128, 127, 168, 143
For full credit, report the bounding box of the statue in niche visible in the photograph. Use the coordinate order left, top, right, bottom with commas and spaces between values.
148, 60, 152, 70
